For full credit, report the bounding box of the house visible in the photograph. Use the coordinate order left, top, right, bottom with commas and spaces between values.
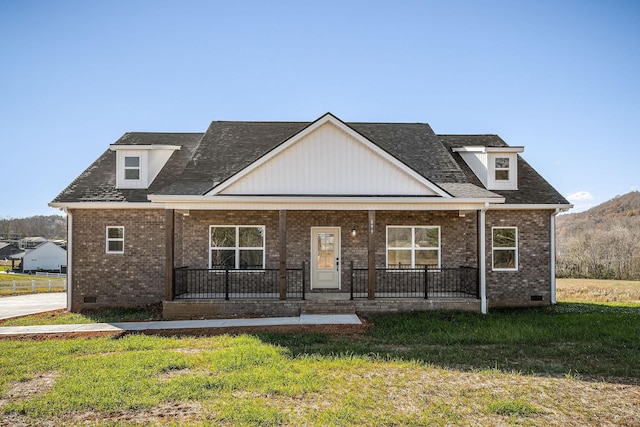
50, 113, 571, 318
20, 241, 67, 273
0, 242, 21, 259
19, 236, 47, 249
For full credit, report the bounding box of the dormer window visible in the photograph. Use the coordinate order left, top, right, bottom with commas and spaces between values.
452, 145, 523, 191
494, 157, 510, 181
110, 144, 181, 189
124, 156, 140, 180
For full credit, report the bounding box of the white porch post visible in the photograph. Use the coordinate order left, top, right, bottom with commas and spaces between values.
479, 204, 488, 314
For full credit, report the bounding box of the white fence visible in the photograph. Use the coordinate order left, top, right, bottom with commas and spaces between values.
35, 272, 67, 278
0, 279, 67, 293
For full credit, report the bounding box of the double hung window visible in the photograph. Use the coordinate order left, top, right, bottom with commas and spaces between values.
492, 227, 518, 270
209, 226, 265, 269
494, 157, 510, 181
386, 226, 440, 268
106, 226, 124, 254
124, 156, 140, 180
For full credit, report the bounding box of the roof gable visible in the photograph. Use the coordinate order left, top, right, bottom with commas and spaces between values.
209, 114, 448, 197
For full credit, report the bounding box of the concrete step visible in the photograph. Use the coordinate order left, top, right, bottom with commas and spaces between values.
300, 301, 356, 315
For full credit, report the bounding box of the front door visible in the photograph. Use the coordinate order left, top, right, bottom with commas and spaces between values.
311, 227, 341, 289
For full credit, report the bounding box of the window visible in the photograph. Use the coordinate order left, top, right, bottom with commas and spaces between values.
106, 226, 124, 254
124, 156, 140, 180
386, 226, 440, 268
492, 227, 518, 270
209, 226, 265, 269
494, 157, 510, 181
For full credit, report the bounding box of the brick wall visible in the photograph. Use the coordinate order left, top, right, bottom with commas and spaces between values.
70, 209, 167, 311
485, 209, 553, 307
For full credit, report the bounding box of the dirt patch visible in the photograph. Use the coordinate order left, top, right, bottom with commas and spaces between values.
0, 371, 58, 407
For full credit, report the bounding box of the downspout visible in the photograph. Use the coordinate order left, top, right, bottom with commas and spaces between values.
479, 202, 489, 314
550, 208, 561, 304
65, 209, 73, 312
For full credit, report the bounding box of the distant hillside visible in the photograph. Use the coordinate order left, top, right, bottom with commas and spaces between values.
0, 215, 67, 240
556, 191, 640, 279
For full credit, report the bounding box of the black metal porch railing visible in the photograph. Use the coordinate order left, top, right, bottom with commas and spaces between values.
350, 262, 479, 299
173, 262, 305, 300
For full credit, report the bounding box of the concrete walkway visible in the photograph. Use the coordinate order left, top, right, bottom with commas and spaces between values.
0, 314, 362, 337
0, 292, 67, 320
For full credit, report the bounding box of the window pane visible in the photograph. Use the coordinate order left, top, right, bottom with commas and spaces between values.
493, 228, 516, 248
415, 250, 439, 267
495, 158, 509, 168
107, 227, 123, 239
387, 250, 411, 268
239, 227, 264, 247
211, 227, 235, 247
239, 250, 263, 269
494, 249, 516, 269
108, 241, 123, 252
415, 227, 438, 248
388, 228, 411, 248
317, 233, 335, 269
211, 250, 235, 269
124, 156, 140, 167
495, 170, 509, 181
124, 169, 140, 180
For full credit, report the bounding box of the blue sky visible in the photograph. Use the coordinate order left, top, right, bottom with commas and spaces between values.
1, 0, 638, 217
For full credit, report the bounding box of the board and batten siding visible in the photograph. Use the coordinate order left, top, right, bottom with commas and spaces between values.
459, 152, 489, 188
220, 122, 436, 196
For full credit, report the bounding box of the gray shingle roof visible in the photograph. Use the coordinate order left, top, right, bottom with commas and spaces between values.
439, 135, 569, 204
52, 133, 203, 203
52, 118, 569, 206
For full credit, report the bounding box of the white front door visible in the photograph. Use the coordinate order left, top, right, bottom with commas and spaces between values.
311, 227, 341, 289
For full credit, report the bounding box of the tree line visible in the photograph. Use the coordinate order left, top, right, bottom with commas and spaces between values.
556, 191, 640, 280
0, 215, 67, 240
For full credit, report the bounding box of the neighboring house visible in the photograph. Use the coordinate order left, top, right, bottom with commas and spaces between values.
20, 241, 67, 272
19, 236, 47, 249
50, 113, 571, 318
0, 242, 21, 259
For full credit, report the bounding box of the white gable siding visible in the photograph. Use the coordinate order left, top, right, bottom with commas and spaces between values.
220, 122, 437, 196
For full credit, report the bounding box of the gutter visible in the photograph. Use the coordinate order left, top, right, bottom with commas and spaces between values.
65, 209, 73, 312
550, 207, 566, 304
479, 202, 489, 314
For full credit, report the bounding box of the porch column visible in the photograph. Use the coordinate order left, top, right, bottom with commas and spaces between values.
368, 210, 376, 300
279, 210, 287, 300
165, 209, 175, 301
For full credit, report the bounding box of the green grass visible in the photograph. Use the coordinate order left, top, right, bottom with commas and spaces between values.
1, 281, 639, 425
0, 273, 66, 296
1, 303, 639, 425
0, 307, 160, 326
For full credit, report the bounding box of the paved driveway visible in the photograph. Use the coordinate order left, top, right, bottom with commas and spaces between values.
0, 293, 67, 320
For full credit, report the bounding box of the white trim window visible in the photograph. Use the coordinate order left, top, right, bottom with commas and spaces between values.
386, 226, 440, 268
124, 156, 141, 180
494, 157, 510, 181
106, 226, 124, 254
492, 227, 518, 271
209, 226, 265, 269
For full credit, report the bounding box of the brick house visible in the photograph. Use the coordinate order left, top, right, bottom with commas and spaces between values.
50, 113, 571, 318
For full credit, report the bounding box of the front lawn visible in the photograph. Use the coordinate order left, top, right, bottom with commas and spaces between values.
1, 302, 639, 426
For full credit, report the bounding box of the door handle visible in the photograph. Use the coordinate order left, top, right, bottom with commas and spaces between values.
336, 258, 339, 271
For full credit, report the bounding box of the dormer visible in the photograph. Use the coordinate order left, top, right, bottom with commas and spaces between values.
110, 144, 180, 189
452, 146, 524, 190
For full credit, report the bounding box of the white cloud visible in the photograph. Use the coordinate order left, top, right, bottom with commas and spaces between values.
565, 191, 595, 213
566, 191, 594, 202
